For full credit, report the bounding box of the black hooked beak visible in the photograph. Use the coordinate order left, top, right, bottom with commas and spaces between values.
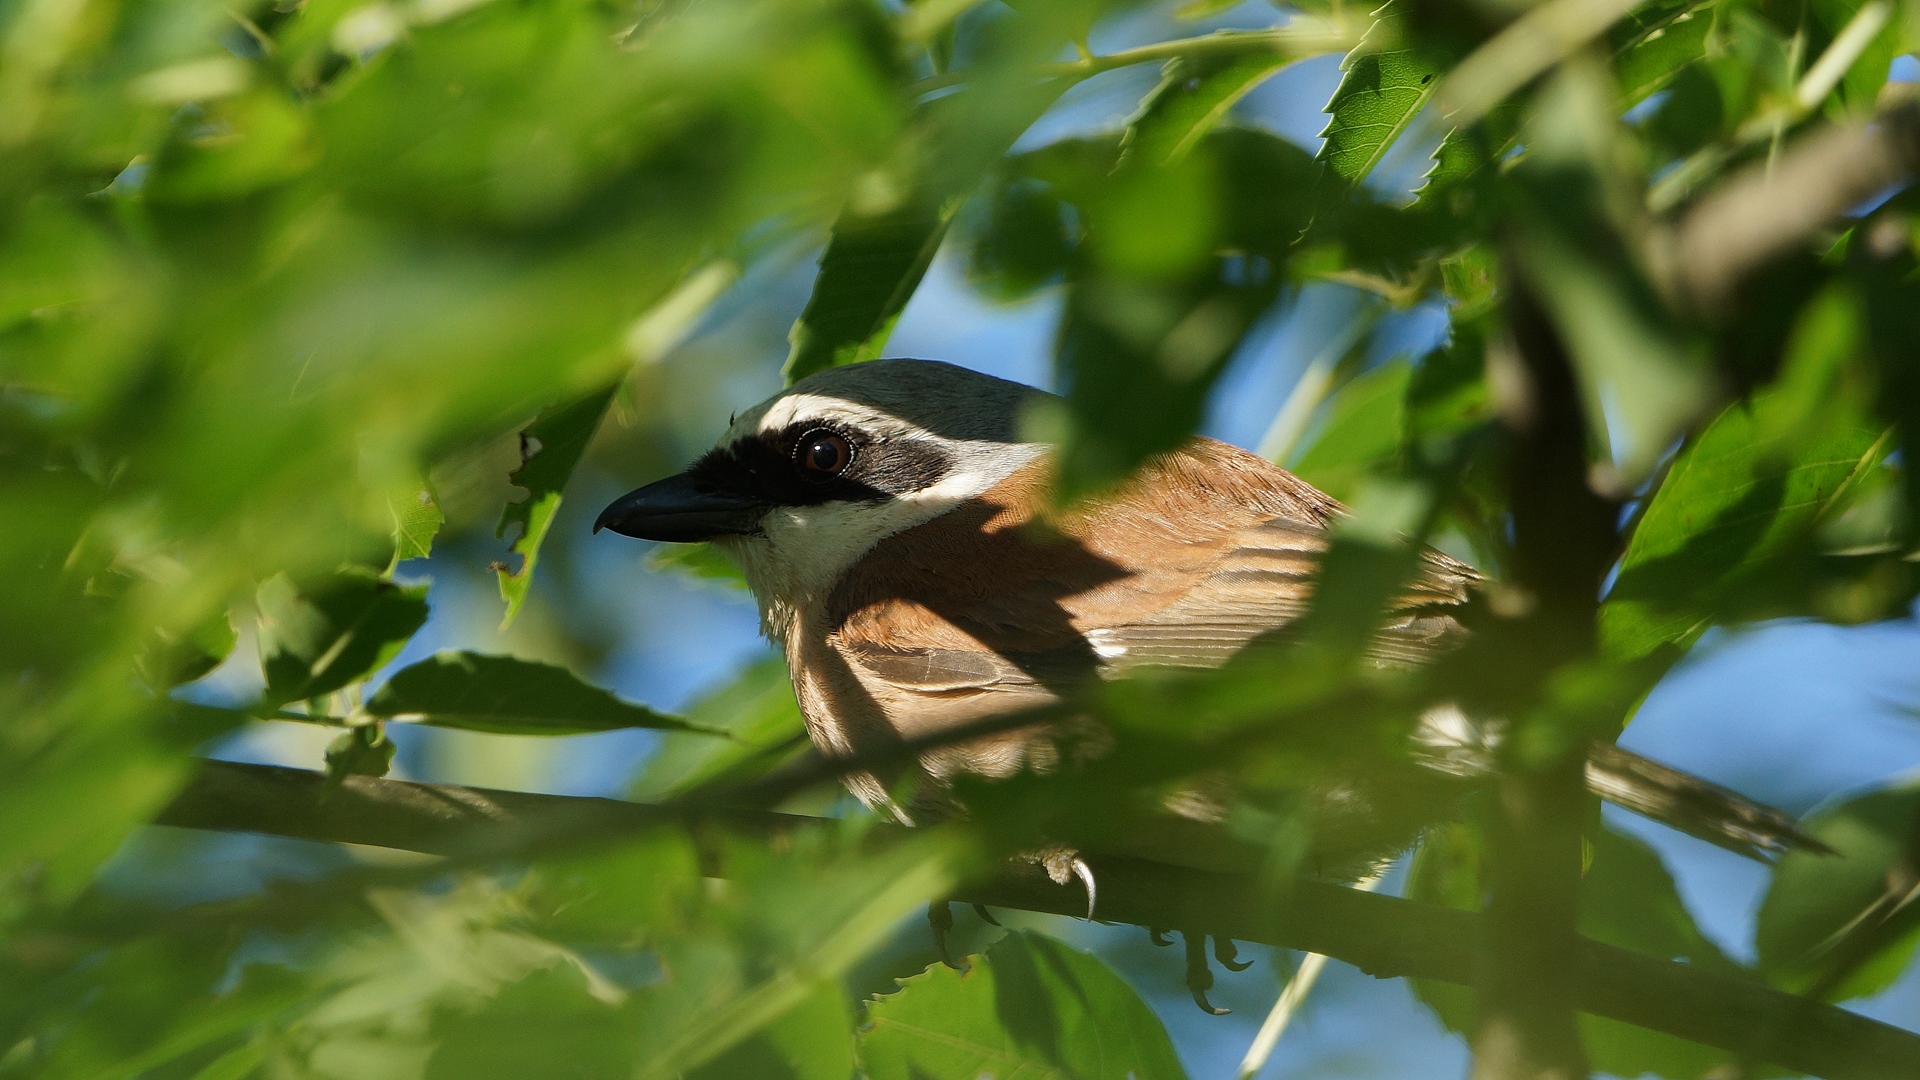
593, 473, 766, 542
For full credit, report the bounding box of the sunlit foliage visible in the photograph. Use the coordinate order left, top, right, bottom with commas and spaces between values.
3, 0, 1919, 1075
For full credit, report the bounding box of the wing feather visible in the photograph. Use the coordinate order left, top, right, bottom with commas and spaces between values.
825, 438, 1480, 723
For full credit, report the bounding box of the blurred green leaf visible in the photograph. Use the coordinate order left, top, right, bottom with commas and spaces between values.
136, 609, 237, 690
1409, 822, 1743, 1077
687, 979, 854, 1080
1513, 212, 1711, 486
325, 723, 396, 782
1124, 50, 1293, 168
1601, 289, 1891, 658
366, 650, 701, 734
1291, 358, 1413, 501
1612, 1, 1715, 106
426, 963, 635, 1080
785, 71, 1072, 383
1808, 0, 1905, 112
1757, 779, 1920, 1001
784, 193, 953, 382
1173, 0, 1247, 18
496, 385, 618, 629
257, 570, 429, 706
860, 930, 1187, 1080
966, 174, 1074, 299
648, 541, 749, 590
631, 658, 806, 800
146, 90, 320, 203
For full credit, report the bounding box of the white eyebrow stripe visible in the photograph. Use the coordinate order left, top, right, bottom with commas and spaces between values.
728, 394, 935, 447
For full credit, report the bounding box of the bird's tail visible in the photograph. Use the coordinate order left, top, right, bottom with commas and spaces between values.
1584, 741, 1832, 861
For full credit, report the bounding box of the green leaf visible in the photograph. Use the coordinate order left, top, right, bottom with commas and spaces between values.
146, 90, 320, 203
1317, 24, 1442, 187
1053, 267, 1271, 498
1408, 822, 1743, 1078
256, 570, 429, 706
427, 964, 636, 1080
1173, 0, 1245, 18
687, 980, 854, 1080
137, 609, 238, 690
1757, 779, 1920, 1001
1579, 827, 1747, 1078
630, 658, 806, 800
967, 174, 1074, 300
1612, 0, 1716, 106
785, 81, 1071, 384
860, 930, 1187, 1080
1514, 206, 1713, 485
1123, 48, 1295, 169
366, 650, 701, 734
1809, 0, 1905, 112
783, 195, 954, 383
325, 724, 396, 783
1601, 289, 1891, 659
1290, 358, 1412, 501
496, 385, 618, 629
388, 482, 445, 570
647, 541, 749, 591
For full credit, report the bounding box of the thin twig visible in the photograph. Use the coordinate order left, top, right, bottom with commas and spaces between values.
1234, 867, 1389, 1079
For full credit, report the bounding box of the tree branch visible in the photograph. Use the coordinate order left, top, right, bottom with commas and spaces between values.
156, 760, 1920, 1080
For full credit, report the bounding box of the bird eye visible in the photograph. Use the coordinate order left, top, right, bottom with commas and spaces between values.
795, 430, 852, 478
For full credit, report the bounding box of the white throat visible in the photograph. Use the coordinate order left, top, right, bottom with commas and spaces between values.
715, 439, 1047, 643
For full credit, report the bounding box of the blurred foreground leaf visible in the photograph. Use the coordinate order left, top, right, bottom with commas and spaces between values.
860, 930, 1188, 1080
1601, 289, 1891, 658
1124, 50, 1293, 168
496, 386, 619, 628
137, 609, 238, 690
1409, 822, 1743, 1078
647, 542, 750, 590
630, 658, 806, 800
367, 651, 700, 734
1291, 358, 1414, 500
686, 980, 854, 1080
785, 51, 1073, 382
256, 570, 429, 706
1758, 779, 1920, 1001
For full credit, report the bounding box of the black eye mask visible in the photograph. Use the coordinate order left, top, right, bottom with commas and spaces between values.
686, 423, 955, 509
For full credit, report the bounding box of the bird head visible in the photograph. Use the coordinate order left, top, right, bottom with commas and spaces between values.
596, 359, 1050, 635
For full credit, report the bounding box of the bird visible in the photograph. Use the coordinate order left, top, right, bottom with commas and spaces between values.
594, 358, 1817, 894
